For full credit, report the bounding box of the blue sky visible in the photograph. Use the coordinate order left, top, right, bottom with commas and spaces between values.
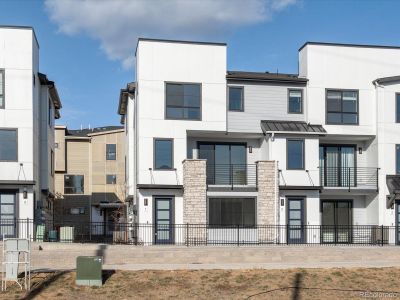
1, 0, 400, 129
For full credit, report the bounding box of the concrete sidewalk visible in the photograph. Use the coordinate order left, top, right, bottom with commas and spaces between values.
5, 243, 400, 271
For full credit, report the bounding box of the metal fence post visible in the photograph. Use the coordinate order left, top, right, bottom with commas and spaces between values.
237, 224, 240, 246
186, 223, 189, 247
381, 225, 384, 247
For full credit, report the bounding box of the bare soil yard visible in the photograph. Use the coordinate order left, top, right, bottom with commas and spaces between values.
2, 267, 400, 300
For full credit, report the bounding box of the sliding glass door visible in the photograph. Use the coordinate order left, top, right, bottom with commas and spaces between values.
199, 143, 246, 185
321, 200, 352, 243
320, 145, 355, 187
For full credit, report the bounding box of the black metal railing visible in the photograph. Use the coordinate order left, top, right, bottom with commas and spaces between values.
320, 167, 379, 190
1, 220, 398, 247
206, 164, 257, 188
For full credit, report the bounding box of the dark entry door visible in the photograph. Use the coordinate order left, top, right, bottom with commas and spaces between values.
154, 197, 173, 244
287, 197, 305, 244
0, 193, 16, 238
321, 200, 352, 243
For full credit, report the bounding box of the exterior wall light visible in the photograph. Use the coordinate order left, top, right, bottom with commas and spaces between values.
248, 146, 252, 153
144, 198, 148, 206
23, 187, 28, 199
358, 147, 362, 154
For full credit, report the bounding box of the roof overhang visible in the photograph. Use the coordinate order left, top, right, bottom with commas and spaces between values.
137, 184, 183, 190
386, 175, 400, 208
38, 72, 62, 119
227, 71, 308, 84
118, 82, 136, 124
373, 75, 400, 86
261, 120, 326, 136
0, 180, 35, 187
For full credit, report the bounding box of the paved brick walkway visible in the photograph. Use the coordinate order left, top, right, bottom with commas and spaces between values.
3, 243, 400, 271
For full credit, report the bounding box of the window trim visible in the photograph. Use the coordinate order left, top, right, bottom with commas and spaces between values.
325, 89, 359, 125
207, 197, 257, 227
106, 143, 117, 161
228, 86, 244, 112
0, 69, 4, 109
396, 93, 400, 123
0, 128, 18, 162
153, 138, 174, 171
64, 174, 84, 194
287, 89, 303, 114
286, 138, 305, 170
164, 81, 202, 121
106, 174, 117, 185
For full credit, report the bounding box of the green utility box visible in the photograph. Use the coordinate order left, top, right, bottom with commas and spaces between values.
76, 256, 103, 286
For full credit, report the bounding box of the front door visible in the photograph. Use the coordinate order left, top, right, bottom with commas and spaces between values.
0, 193, 16, 238
154, 197, 173, 244
287, 197, 305, 244
321, 200, 352, 244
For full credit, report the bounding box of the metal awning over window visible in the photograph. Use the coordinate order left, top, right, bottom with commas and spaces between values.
261, 120, 326, 135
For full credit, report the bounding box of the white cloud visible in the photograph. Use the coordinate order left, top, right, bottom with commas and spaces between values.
45, 0, 297, 69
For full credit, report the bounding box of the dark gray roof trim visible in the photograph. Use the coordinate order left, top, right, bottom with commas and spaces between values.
118, 82, 136, 120
373, 75, 400, 85
0, 180, 35, 186
279, 185, 322, 191
299, 41, 400, 52
261, 120, 326, 134
38, 72, 62, 119
137, 184, 183, 190
227, 71, 308, 84
67, 126, 124, 137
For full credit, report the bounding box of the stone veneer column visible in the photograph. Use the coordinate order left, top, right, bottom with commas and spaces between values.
182, 159, 207, 245
256, 161, 279, 243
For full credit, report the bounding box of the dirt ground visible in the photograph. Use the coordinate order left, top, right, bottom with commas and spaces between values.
1, 267, 400, 300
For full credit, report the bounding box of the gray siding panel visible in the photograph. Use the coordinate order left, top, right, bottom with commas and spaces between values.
228, 83, 306, 133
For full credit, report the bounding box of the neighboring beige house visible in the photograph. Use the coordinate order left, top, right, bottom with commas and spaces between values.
54, 126, 126, 226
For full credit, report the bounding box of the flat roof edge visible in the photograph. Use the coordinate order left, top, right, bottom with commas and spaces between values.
299, 41, 400, 52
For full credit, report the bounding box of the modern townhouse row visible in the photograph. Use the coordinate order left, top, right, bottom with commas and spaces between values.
118, 38, 400, 245
0, 26, 62, 238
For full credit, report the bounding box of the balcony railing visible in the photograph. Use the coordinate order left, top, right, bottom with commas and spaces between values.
206, 164, 257, 189
320, 167, 379, 191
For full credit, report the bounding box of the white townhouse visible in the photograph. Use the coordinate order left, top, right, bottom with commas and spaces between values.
118, 38, 400, 245
0, 26, 62, 238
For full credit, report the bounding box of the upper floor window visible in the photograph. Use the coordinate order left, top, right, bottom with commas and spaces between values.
396, 94, 400, 123
288, 89, 303, 114
0, 70, 4, 109
165, 83, 201, 120
106, 174, 117, 184
154, 138, 173, 170
0, 129, 17, 161
326, 90, 358, 125
228, 86, 244, 111
106, 144, 116, 160
287, 139, 304, 170
64, 175, 84, 194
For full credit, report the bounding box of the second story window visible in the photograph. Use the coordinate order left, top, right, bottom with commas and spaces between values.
326, 90, 358, 125
288, 89, 303, 114
165, 83, 201, 120
106, 144, 116, 160
228, 86, 244, 111
287, 139, 304, 170
106, 174, 117, 184
396, 94, 400, 123
0, 129, 17, 161
0, 69, 4, 109
64, 175, 84, 194
154, 138, 173, 170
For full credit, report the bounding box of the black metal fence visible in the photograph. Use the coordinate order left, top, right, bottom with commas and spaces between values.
206, 164, 257, 188
1, 220, 398, 246
320, 167, 379, 190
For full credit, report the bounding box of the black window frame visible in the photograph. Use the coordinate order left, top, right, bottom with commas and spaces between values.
208, 197, 256, 227
288, 89, 303, 114
287, 139, 305, 170
0, 69, 4, 109
326, 89, 359, 125
228, 86, 244, 112
396, 93, 400, 123
165, 82, 202, 121
106, 174, 117, 185
0, 128, 18, 162
64, 175, 84, 194
106, 144, 117, 161
154, 138, 174, 170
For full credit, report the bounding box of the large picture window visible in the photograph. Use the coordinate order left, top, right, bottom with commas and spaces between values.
64, 175, 84, 194
228, 86, 244, 111
326, 90, 358, 125
0, 70, 4, 109
287, 139, 305, 170
165, 83, 201, 120
154, 139, 173, 170
209, 198, 255, 226
0, 129, 17, 161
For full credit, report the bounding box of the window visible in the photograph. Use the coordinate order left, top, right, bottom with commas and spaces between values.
165, 83, 201, 120
287, 139, 304, 170
70, 207, 85, 215
0, 70, 4, 109
228, 86, 244, 111
64, 175, 84, 194
0, 129, 17, 161
208, 198, 255, 226
288, 89, 303, 114
106, 174, 117, 184
154, 139, 173, 170
396, 94, 400, 123
326, 90, 358, 124
397, 145, 400, 175
106, 144, 116, 160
